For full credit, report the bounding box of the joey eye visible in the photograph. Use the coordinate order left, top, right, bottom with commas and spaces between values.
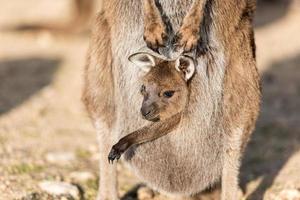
163, 91, 175, 98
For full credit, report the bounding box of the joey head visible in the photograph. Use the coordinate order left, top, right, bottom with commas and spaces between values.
131, 52, 195, 122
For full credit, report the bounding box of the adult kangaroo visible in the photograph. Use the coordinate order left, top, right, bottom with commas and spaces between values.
82, 0, 261, 199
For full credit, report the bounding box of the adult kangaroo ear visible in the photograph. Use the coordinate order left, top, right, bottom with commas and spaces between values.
128, 52, 156, 72
175, 56, 195, 81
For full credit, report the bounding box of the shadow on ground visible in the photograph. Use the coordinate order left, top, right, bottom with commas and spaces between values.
241, 54, 300, 199
0, 57, 60, 115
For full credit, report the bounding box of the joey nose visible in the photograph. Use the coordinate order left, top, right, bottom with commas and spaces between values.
141, 105, 155, 117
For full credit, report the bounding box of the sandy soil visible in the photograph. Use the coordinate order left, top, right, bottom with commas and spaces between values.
0, 1, 300, 200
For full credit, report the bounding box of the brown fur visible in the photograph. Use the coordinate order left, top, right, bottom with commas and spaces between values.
143, 0, 167, 50
176, 0, 208, 52
82, 0, 261, 199
82, 12, 115, 127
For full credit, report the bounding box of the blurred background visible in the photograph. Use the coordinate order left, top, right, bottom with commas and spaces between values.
0, 0, 300, 199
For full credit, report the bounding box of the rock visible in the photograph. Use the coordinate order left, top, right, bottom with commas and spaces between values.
21, 193, 42, 200
276, 189, 300, 200
69, 171, 94, 182
137, 186, 155, 200
21, 192, 75, 200
45, 152, 76, 165
38, 181, 80, 199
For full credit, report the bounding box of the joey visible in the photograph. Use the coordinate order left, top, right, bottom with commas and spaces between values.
108, 52, 195, 162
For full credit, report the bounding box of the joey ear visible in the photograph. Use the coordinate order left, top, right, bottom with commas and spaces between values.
175, 56, 195, 81
128, 52, 156, 72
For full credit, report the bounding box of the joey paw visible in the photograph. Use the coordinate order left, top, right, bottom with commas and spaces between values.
108, 146, 122, 164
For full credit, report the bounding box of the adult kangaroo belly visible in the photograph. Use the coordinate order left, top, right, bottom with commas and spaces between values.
124, 126, 223, 195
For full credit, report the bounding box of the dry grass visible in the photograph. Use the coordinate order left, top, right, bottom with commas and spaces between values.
0, 1, 300, 199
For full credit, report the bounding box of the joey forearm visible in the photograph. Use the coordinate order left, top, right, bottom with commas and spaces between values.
108, 112, 182, 162
123, 112, 181, 145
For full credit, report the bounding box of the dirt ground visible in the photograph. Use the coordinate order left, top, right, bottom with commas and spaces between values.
0, 1, 300, 200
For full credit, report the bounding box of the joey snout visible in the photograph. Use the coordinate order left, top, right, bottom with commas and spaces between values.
140, 102, 160, 122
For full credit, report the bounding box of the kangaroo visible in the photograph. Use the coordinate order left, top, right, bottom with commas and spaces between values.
108, 52, 195, 162
82, 0, 260, 199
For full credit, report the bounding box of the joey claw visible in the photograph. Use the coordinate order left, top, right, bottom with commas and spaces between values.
108, 147, 121, 164
108, 141, 130, 164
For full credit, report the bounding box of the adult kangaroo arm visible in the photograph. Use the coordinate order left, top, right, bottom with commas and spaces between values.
108, 112, 182, 162
176, 0, 255, 52
176, 0, 208, 52
143, 0, 168, 51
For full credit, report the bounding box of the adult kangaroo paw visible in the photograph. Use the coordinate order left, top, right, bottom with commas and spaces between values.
144, 22, 168, 51
143, 0, 168, 51
175, 25, 200, 52
174, 0, 207, 52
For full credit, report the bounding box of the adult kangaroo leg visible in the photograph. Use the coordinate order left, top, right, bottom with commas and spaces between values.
82, 12, 118, 200
95, 122, 118, 200
221, 128, 244, 200
143, 0, 168, 51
